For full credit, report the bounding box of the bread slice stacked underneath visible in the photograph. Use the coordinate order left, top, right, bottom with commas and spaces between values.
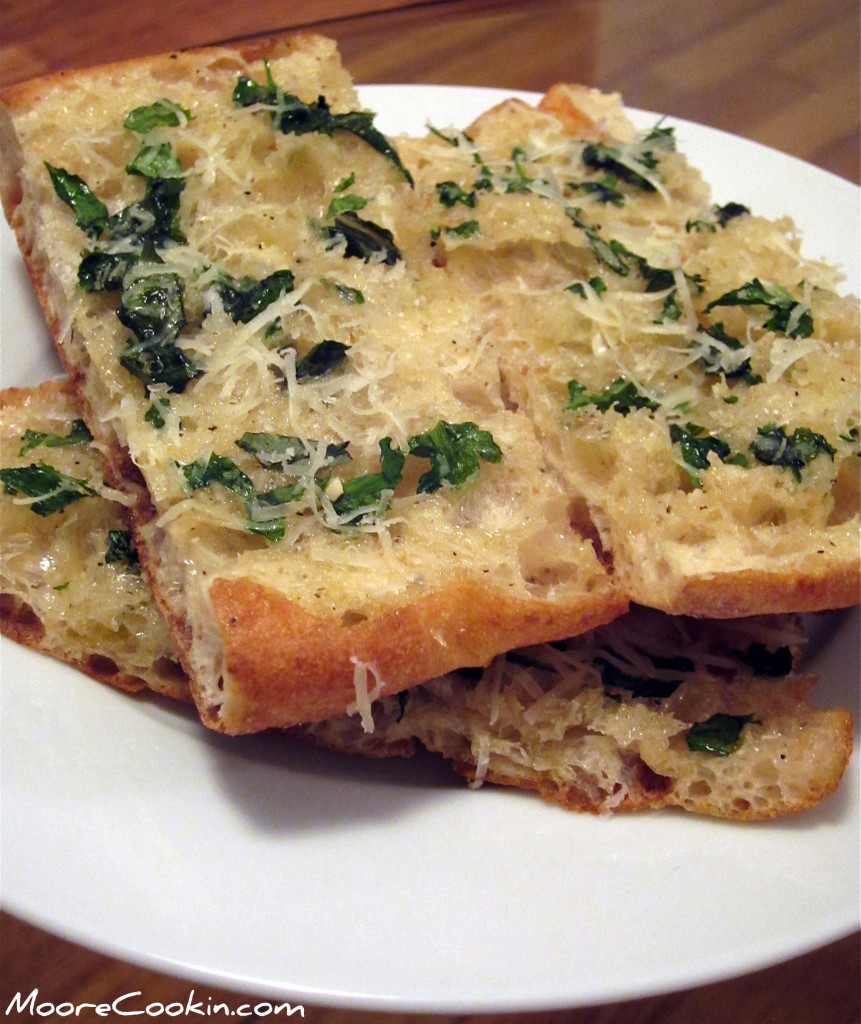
0, 380, 188, 700
1, 380, 852, 819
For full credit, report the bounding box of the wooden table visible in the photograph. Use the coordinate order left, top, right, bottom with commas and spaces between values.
1, 2, 859, 1022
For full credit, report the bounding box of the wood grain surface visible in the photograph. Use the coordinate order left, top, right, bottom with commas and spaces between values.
1, 1, 859, 1022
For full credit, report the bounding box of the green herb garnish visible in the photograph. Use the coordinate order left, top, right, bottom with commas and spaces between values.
693, 322, 762, 385
332, 437, 405, 521
408, 420, 502, 493
435, 181, 477, 208
19, 419, 92, 456
566, 377, 659, 416
213, 269, 295, 324
45, 164, 109, 238
705, 278, 813, 338
126, 141, 183, 179
294, 339, 350, 380
0, 462, 97, 516
105, 530, 141, 573
669, 422, 747, 486
749, 424, 836, 481
325, 211, 401, 264
232, 64, 414, 185
595, 656, 682, 699
714, 201, 750, 227
236, 432, 350, 468
124, 98, 191, 133
686, 714, 755, 755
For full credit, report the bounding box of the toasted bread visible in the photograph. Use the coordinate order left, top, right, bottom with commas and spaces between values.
1, 34, 857, 733
305, 607, 854, 820
0, 379, 189, 699
0, 35, 624, 732
1, 382, 852, 819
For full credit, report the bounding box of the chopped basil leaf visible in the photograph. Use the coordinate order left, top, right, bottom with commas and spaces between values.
180, 451, 304, 541
320, 277, 365, 304
181, 452, 255, 500
714, 201, 750, 227
565, 209, 631, 275
749, 424, 836, 481
332, 438, 405, 520
334, 172, 356, 192
118, 271, 186, 343
641, 123, 676, 152
436, 181, 477, 208
325, 211, 401, 264
45, 164, 109, 238
445, 219, 480, 238
428, 125, 463, 147
105, 530, 141, 573
119, 339, 202, 392
581, 142, 656, 192
236, 432, 350, 468
326, 193, 368, 218
686, 714, 754, 755
246, 484, 306, 540
408, 420, 503, 493
212, 269, 295, 324
732, 643, 794, 677
126, 141, 183, 179
566, 377, 659, 416
694, 322, 763, 384
655, 291, 683, 323
19, 419, 92, 456
294, 339, 350, 380
232, 67, 414, 185
595, 656, 681, 699
566, 276, 607, 299
124, 98, 191, 133
669, 422, 746, 485
144, 398, 170, 429
573, 176, 625, 206
0, 462, 97, 516
107, 176, 187, 246
686, 217, 716, 234
705, 278, 813, 338
78, 250, 143, 292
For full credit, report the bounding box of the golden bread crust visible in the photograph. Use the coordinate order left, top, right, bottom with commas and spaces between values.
208, 575, 627, 731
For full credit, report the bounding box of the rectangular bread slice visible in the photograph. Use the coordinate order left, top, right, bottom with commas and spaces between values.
0, 35, 625, 732
423, 84, 861, 617
0, 379, 189, 700
1, 380, 852, 819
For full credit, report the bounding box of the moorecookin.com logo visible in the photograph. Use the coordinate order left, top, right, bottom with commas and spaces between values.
4, 989, 305, 1018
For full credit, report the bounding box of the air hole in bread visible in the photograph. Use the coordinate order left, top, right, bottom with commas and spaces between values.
635, 759, 673, 797
828, 458, 861, 526
341, 610, 368, 627
86, 653, 120, 677
688, 780, 712, 798
754, 506, 788, 528
0, 593, 44, 637
153, 657, 189, 684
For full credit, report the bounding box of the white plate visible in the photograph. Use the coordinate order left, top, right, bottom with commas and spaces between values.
1, 85, 859, 1014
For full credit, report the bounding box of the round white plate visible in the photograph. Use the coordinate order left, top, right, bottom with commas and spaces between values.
1, 85, 859, 1014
